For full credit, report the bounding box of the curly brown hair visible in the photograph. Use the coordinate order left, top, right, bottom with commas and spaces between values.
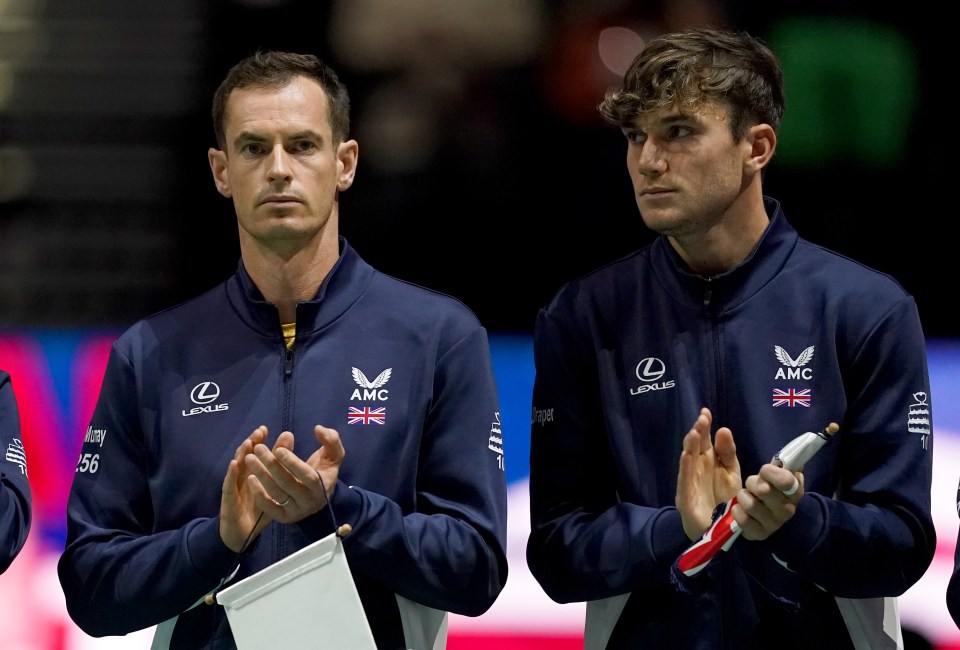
599, 28, 784, 141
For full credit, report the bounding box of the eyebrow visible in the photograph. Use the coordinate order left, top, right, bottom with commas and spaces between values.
653, 110, 698, 128
232, 129, 324, 148
623, 111, 692, 132
231, 132, 265, 150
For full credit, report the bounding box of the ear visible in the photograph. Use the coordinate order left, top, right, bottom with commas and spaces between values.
744, 123, 776, 174
336, 139, 359, 192
208, 147, 232, 198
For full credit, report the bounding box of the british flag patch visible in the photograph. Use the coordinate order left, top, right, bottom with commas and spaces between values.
347, 406, 386, 425
772, 388, 811, 407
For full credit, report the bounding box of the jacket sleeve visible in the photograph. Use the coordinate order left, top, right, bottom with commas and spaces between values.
306, 325, 508, 616
526, 307, 690, 603
0, 370, 31, 574
948, 476, 960, 628
57, 342, 240, 637
757, 296, 936, 597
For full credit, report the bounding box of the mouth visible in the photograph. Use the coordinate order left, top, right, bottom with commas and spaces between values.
640, 187, 672, 197
259, 195, 301, 206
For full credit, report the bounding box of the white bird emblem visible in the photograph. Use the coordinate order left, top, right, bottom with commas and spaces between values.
774, 345, 815, 367
352, 367, 392, 388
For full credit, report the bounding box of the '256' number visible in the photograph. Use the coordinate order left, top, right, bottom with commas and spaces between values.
76, 453, 99, 474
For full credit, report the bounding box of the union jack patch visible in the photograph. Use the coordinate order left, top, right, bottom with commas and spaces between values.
772, 388, 811, 407
348, 406, 386, 425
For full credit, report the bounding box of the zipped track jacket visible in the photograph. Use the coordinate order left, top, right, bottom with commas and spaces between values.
527, 197, 935, 649
59, 238, 508, 649
0, 370, 30, 574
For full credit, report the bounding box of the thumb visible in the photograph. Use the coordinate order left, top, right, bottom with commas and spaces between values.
714, 427, 740, 472
314, 424, 346, 463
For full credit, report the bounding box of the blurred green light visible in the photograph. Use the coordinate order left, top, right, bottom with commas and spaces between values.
768, 17, 918, 169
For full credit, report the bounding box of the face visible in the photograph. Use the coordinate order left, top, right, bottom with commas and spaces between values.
208, 76, 357, 253
621, 101, 751, 238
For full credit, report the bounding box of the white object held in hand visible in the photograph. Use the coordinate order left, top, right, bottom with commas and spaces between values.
675, 422, 839, 577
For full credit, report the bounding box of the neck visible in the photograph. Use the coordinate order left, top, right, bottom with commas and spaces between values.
241, 231, 340, 324
670, 190, 769, 277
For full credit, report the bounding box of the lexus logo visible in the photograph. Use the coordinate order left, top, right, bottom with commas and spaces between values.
635, 358, 666, 382
190, 382, 221, 405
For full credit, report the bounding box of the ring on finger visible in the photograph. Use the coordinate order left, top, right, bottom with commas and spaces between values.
782, 477, 800, 497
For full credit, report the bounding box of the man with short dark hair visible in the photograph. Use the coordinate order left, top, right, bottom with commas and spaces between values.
58, 51, 508, 649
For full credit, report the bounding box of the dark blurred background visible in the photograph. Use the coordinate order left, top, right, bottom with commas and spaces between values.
0, 0, 951, 337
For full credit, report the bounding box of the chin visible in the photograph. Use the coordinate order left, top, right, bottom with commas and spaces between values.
639, 209, 679, 231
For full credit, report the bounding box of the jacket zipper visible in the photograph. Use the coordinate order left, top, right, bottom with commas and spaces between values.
702, 279, 733, 649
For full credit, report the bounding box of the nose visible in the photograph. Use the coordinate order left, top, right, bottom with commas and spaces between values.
267, 145, 291, 182
634, 141, 667, 176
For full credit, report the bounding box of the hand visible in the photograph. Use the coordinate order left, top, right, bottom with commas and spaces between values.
219, 425, 273, 553
732, 464, 803, 541
676, 407, 742, 540
244, 424, 346, 524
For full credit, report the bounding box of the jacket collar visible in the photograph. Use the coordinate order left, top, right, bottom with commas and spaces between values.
650, 196, 798, 311
226, 237, 375, 336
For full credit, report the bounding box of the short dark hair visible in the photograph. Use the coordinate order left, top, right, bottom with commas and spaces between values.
599, 28, 784, 141
211, 50, 351, 149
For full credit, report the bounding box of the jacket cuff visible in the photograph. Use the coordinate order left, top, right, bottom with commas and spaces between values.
758, 495, 825, 566
296, 481, 361, 539
186, 517, 248, 579
656, 508, 697, 564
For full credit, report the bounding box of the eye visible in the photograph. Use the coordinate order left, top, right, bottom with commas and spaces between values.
240, 142, 266, 155
292, 140, 316, 153
666, 124, 693, 140
623, 129, 646, 145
